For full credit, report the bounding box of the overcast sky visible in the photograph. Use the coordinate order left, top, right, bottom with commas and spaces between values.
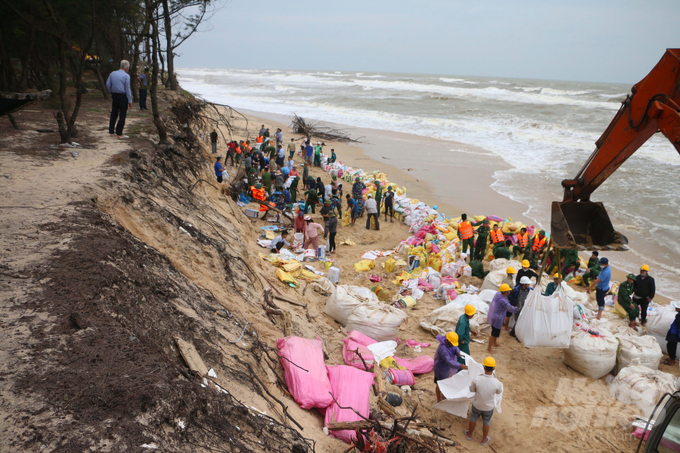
176, 0, 678, 84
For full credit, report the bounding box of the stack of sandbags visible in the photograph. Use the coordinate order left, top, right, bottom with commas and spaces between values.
324, 285, 381, 325
515, 289, 573, 348
345, 304, 407, 342
646, 304, 677, 354
420, 304, 482, 337
563, 326, 618, 379
615, 334, 663, 372
609, 365, 677, 416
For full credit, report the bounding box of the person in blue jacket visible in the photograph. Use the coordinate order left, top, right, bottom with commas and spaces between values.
664, 301, 680, 366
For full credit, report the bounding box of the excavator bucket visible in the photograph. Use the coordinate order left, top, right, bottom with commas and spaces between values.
551, 201, 628, 251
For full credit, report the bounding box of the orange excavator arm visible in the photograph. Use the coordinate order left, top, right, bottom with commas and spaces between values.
551, 49, 680, 250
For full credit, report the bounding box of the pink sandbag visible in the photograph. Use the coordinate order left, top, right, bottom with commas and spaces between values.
277, 336, 333, 409
415, 229, 427, 239
440, 276, 457, 286
417, 278, 434, 291
395, 355, 435, 374
430, 243, 441, 254
342, 331, 378, 370
325, 365, 375, 443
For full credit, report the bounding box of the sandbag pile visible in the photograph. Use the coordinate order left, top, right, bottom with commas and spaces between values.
609, 365, 677, 416
646, 304, 677, 354
515, 289, 573, 348
342, 330, 434, 375
563, 324, 618, 379
324, 365, 375, 443
420, 303, 482, 337
615, 334, 663, 371
324, 285, 407, 342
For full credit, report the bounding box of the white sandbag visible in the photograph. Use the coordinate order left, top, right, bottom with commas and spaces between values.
515, 288, 573, 348
590, 318, 642, 337
448, 293, 489, 315
293, 233, 304, 249
324, 285, 381, 325
488, 258, 522, 273
561, 281, 588, 305
478, 289, 497, 304
609, 365, 677, 417
646, 304, 677, 354
480, 269, 507, 292
563, 326, 618, 379
616, 334, 663, 371
345, 304, 407, 342
420, 304, 481, 337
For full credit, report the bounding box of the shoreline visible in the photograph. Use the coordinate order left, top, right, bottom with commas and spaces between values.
218, 105, 671, 304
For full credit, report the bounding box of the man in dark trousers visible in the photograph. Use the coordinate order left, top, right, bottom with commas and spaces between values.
633, 264, 655, 326
106, 60, 133, 139
137, 67, 149, 110
210, 129, 218, 154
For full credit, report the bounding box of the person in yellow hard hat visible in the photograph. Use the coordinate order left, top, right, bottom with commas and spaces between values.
516, 259, 538, 286
502, 266, 516, 290
634, 264, 655, 326
434, 331, 468, 402
465, 356, 503, 447
544, 273, 561, 297
455, 304, 477, 364
487, 284, 518, 352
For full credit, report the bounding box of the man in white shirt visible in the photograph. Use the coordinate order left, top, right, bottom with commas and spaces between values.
364, 194, 380, 231
465, 357, 503, 447
269, 230, 291, 253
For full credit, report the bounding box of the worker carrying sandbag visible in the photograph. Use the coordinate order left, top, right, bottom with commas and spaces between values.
455, 305, 477, 364
434, 332, 468, 402
464, 356, 503, 447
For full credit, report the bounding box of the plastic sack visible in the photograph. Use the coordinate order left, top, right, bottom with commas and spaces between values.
488, 258, 522, 272
324, 365, 375, 443
385, 256, 396, 273
346, 304, 408, 342
515, 289, 573, 348
420, 304, 481, 337
342, 330, 378, 370
276, 268, 299, 287
609, 365, 677, 417
646, 304, 677, 354
616, 334, 663, 371
394, 355, 435, 375
293, 233, 304, 249
342, 211, 351, 227
480, 270, 507, 292
277, 337, 333, 409
448, 293, 490, 315
563, 327, 618, 379
462, 265, 472, 277
324, 285, 381, 325
353, 259, 375, 272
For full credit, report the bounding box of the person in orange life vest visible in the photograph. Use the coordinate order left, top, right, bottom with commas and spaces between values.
513, 227, 530, 257
490, 224, 505, 254
458, 214, 474, 259
250, 183, 270, 211
528, 229, 547, 263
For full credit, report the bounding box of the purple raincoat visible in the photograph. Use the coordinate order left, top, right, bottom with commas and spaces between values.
433, 335, 462, 381
487, 291, 518, 330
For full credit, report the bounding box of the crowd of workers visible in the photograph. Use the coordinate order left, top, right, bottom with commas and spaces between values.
212, 124, 667, 448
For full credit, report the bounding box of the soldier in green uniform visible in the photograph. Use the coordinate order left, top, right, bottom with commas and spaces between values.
247, 167, 256, 187
472, 219, 490, 261
617, 273, 639, 328
261, 167, 272, 196
374, 182, 383, 214
586, 251, 599, 269
560, 248, 581, 277
469, 260, 489, 279
582, 258, 601, 287
289, 176, 299, 202
493, 240, 513, 260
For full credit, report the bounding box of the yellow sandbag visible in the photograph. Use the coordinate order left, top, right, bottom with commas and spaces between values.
612, 299, 628, 318
474, 215, 486, 222
502, 222, 513, 234
379, 357, 405, 370
283, 261, 302, 273
399, 296, 417, 307
507, 221, 521, 232
395, 259, 408, 267
265, 230, 276, 240
275, 268, 299, 287
324, 261, 333, 270
371, 285, 392, 302
353, 259, 375, 272
393, 270, 411, 284
569, 275, 583, 285
342, 211, 351, 227
341, 237, 356, 246
443, 232, 456, 241
385, 256, 396, 273
429, 254, 443, 272
425, 233, 436, 242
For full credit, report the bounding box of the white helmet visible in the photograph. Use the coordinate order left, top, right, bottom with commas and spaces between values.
519, 276, 532, 285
